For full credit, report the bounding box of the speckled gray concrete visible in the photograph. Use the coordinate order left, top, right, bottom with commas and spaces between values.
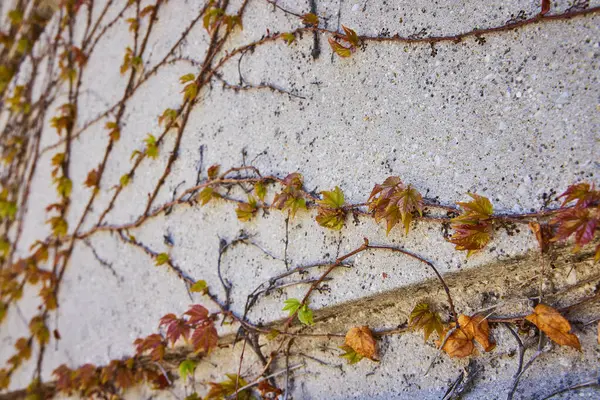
1, 0, 599, 398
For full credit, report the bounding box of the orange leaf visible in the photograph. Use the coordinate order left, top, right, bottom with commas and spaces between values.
528, 221, 552, 253
344, 326, 378, 360
525, 304, 581, 350
458, 314, 495, 352
438, 327, 474, 358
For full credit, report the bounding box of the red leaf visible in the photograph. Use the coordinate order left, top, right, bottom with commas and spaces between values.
191, 323, 218, 353
159, 314, 190, 344
551, 208, 598, 250
185, 305, 210, 325
558, 183, 599, 208
541, 0, 550, 15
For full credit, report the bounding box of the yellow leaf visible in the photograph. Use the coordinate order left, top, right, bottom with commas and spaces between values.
328, 37, 352, 58
344, 326, 378, 361
525, 304, 581, 350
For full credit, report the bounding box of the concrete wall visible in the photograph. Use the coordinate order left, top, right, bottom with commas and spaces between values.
1, 0, 599, 398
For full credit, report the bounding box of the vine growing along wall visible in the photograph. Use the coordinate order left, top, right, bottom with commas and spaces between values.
0, 0, 599, 399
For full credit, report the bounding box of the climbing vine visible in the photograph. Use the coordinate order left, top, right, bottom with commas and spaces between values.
0, 0, 599, 399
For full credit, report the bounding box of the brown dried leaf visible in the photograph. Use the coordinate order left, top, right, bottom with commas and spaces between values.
344, 326, 378, 360
438, 326, 474, 358
525, 304, 581, 350
458, 314, 495, 352
528, 221, 553, 253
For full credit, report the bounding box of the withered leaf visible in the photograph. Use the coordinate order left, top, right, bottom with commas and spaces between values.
438, 326, 474, 358
84, 168, 99, 188
458, 314, 495, 352
257, 380, 283, 398
345, 326, 378, 361
207, 164, 220, 180
528, 221, 553, 253
525, 304, 581, 349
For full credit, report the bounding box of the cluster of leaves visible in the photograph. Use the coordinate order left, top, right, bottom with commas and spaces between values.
157, 304, 219, 354
329, 25, 360, 58
198, 164, 222, 206
407, 302, 579, 359
273, 173, 307, 218
550, 183, 600, 260
58, 45, 87, 82
120, 46, 143, 75
447, 193, 494, 257
282, 298, 314, 325
367, 176, 424, 234
203, 1, 242, 34
6, 85, 30, 115
52, 358, 170, 398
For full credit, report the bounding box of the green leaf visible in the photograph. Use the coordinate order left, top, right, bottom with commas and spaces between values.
282, 298, 301, 315
155, 253, 169, 266
298, 304, 314, 326
454, 193, 494, 224
318, 186, 345, 208
146, 144, 159, 159
190, 280, 207, 293
339, 345, 363, 364
158, 108, 178, 127
144, 134, 157, 146
178, 360, 196, 382
316, 208, 345, 230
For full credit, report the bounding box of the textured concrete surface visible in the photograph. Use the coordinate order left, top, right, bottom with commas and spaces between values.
1, 0, 599, 398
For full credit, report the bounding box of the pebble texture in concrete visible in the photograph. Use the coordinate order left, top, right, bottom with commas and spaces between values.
0, 0, 599, 399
